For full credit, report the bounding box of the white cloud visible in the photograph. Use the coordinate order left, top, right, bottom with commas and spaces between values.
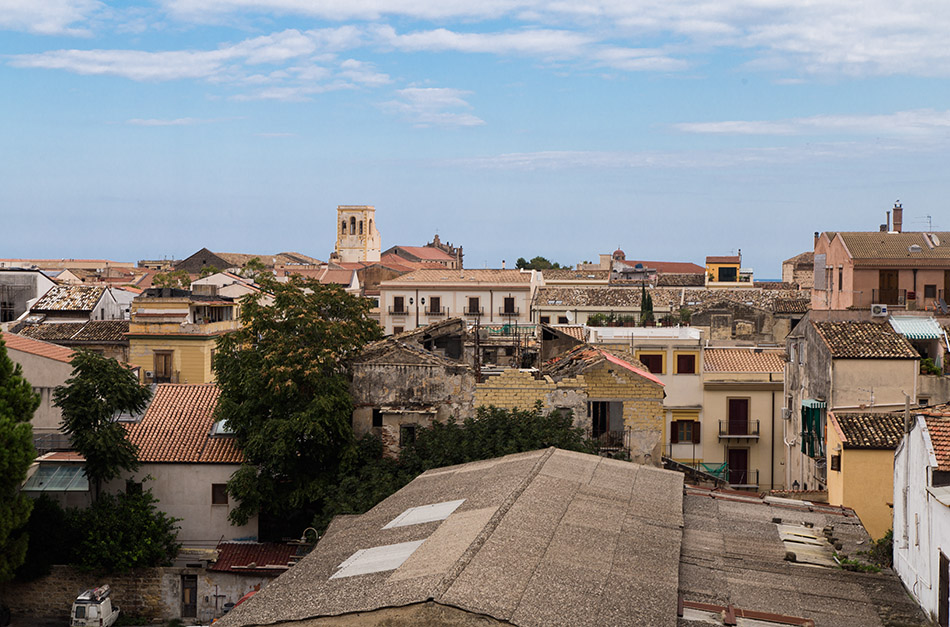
125, 117, 220, 126
382, 87, 485, 127
675, 109, 950, 138
163, 0, 535, 21
0, 0, 101, 36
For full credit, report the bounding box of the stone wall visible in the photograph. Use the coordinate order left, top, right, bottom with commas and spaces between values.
0, 565, 164, 620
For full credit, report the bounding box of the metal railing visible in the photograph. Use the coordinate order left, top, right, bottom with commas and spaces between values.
498, 307, 520, 317
425, 307, 448, 316
463, 307, 484, 316
718, 420, 760, 438
388, 306, 408, 316
727, 468, 759, 487
871, 288, 906, 306
587, 428, 628, 452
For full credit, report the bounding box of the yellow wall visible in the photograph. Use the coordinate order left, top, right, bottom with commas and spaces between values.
128, 336, 217, 384
706, 262, 740, 283
827, 425, 894, 539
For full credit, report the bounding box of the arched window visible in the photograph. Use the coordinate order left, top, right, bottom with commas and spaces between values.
359, 220, 363, 235
341, 220, 346, 234
350, 217, 356, 234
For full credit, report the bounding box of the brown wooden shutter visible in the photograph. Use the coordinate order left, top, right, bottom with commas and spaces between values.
671, 421, 679, 443
692, 421, 701, 444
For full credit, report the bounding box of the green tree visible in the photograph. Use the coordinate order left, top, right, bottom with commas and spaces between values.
14, 495, 81, 581
152, 269, 191, 289
214, 274, 381, 531
640, 285, 654, 325
515, 256, 564, 270
239, 257, 267, 280
0, 336, 40, 581
53, 352, 152, 500
198, 265, 221, 279
71, 488, 180, 574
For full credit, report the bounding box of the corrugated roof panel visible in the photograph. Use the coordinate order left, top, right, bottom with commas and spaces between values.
889, 316, 944, 340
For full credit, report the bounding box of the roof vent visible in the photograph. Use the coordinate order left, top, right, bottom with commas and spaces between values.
909, 244, 923, 253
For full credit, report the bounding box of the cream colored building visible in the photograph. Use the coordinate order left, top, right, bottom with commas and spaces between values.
378, 269, 539, 335
331, 205, 381, 263
2, 331, 74, 437
702, 348, 785, 491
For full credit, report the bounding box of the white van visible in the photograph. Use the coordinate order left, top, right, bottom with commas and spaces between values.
71, 585, 120, 627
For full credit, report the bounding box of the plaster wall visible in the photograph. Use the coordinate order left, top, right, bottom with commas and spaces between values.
829, 441, 894, 540
381, 285, 532, 335
104, 464, 257, 548
831, 359, 917, 410
7, 347, 73, 432
128, 336, 217, 384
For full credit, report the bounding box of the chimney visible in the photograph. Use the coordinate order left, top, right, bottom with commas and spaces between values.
893, 201, 903, 233
501, 259, 506, 269
886, 210, 891, 232
814, 231, 819, 247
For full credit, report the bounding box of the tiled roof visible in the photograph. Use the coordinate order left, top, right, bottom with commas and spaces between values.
812, 321, 919, 359
544, 344, 664, 386
703, 348, 785, 373
831, 412, 904, 450
534, 286, 808, 311
15, 320, 129, 343
389, 246, 455, 261
127, 384, 242, 464
621, 260, 705, 274
655, 273, 705, 287
838, 232, 950, 262
2, 332, 75, 363
540, 269, 610, 281
211, 542, 297, 574
548, 325, 587, 341
773, 298, 810, 314
32, 285, 104, 311
783, 251, 815, 267
706, 255, 741, 264
215, 252, 323, 268
384, 269, 532, 285
925, 416, 950, 471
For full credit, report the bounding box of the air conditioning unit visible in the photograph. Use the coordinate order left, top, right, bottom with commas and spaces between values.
144, 370, 154, 380
871, 304, 888, 317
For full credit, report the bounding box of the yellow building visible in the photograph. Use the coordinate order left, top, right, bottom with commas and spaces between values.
702, 348, 785, 490
127, 287, 240, 385
827, 411, 903, 539
705, 254, 752, 286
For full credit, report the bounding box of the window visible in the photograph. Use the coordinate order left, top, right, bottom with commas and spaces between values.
393, 326, 404, 335
428, 296, 441, 314
558, 316, 569, 324
540, 316, 551, 324
925, 284, 937, 299
675, 353, 696, 374
341, 220, 346, 234
212, 483, 228, 505
350, 216, 356, 234
359, 220, 363, 235
838, 266, 844, 292
392, 296, 405, 313
153, 351, 173, 383
468, 297, 480, 314
671, 420, 700, 444
0, 300, 14, 323
126, 480, 142, 495
400, 424, 417, 447
372, 408, 383, 428
636, 352, 664, 374
503, 296, 516, 314
830, 454, 841, 472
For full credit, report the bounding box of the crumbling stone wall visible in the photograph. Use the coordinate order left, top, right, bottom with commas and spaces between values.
473, 369, 587, 424
0, 565, 164, 621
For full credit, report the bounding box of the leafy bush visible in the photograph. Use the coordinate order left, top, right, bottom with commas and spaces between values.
861, 529, 893, 569
14, 496, 81, 581
921, 358, 943, 375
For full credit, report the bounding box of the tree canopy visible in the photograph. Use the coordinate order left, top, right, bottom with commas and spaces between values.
515, 256, 565, 270
152, 269, 191, 289
213, 274, 382, 531
53, 351, 152, 500
0, 336, 40, 581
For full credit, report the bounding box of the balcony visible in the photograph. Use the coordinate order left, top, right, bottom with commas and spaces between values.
463, 307, 484, 317
871, 288, 906, 307
587, 428, 628, 453
425, 307, 448, 317
388, 306, 408, 316
718, 420, 760, 439
727, 468, 759, 489
498, 307, 520, 317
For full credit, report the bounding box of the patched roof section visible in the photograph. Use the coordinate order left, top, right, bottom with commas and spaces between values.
783, 251, 815, 267
384, 269, 532, 284
32, 285, 104, 311
773, 298, 810, 314
813, 321, 919, 359
2, 331, 75, 363
655, 273, 705, 287
15, 320, 129, 343
831, 412, 904, 450
544, 344, 664, 386
211, 542, 297, 574
127, 384, 242, 464
533, 286, 808, 312
540, 269, 610, 281
924, 416, 950, 471
703, 348, 784, 373
839, 232, 950, 262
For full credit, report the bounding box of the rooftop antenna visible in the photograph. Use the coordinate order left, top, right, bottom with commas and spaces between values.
915, 215, 934, 230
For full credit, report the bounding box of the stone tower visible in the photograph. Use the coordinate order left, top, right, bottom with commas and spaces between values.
332, 205, 381, 263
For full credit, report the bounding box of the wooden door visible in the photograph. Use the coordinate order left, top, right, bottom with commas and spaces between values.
728, 448, 748, 485
879, 269, 900, 304
181, 575, 197, 618
728, 398, 749, 436
940, 552, 949, 627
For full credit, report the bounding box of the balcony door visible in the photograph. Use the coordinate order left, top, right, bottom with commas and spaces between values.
728, 398, 749, 436
879, 269, 900, 304
728, 448, 748, 485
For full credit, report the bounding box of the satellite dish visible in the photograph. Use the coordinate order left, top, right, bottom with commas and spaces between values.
933, 234, 941, 246
565, 311, 574, 323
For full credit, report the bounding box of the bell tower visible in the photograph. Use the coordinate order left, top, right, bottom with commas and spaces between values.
332, 205, 381, 263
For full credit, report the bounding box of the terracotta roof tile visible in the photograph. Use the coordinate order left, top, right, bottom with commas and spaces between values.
925, 416, 950, 471
544, 344, 664, 387
839, 232, 950, 262
15, 322, 86, 341
703, 348, 785, 373
773, 298, 810, 314
384, 269, 532, 284
706, 256, 741, 264
831, 412, 904, 450
388, 246, 456, 261
127, 384, 242, 464
655, 273, 705, 287
540, 269, 610, 281
783, 251, 814, 267
2, 332, 75, 363
534, 286, 808, 311
621, 260, 705, 274
15, 320, 129, 343
211, 542, 297, 574
32, 285, 104, 311
813, 321, 919, 359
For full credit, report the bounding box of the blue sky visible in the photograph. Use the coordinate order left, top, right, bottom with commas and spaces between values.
3, 1, 950, 276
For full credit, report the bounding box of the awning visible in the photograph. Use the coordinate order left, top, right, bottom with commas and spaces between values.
890, 316, 944, 340
801, 399, 827, 409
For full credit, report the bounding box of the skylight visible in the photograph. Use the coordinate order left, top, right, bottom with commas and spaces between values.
382, 499, 465, 529
330, 540, 425, 579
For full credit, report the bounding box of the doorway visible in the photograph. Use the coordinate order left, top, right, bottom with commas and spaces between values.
728, 448, 749, 486
728, 398, 750, 436
181, 575, 197, 619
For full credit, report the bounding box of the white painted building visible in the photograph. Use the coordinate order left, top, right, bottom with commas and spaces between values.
894, 410, 950, 625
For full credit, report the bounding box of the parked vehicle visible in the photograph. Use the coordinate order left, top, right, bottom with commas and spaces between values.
71, 585, 119, 627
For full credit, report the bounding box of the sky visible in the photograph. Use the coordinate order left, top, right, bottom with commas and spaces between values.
3, 1, 950, 278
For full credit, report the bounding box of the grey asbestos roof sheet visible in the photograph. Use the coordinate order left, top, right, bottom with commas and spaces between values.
221, 448, 684, 627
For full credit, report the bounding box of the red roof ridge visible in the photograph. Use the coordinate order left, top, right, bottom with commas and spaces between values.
2, 331, 75, 363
